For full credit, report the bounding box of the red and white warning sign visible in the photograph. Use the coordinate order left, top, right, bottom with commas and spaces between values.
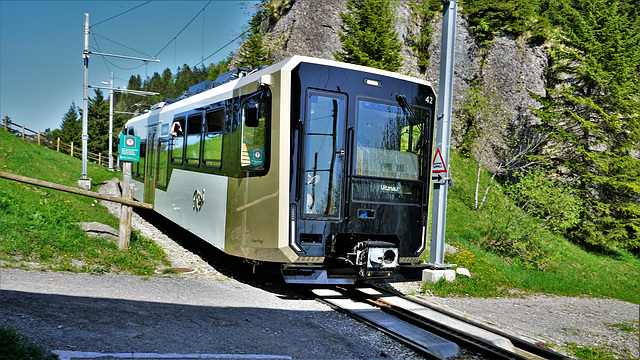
432, 148, 447, 173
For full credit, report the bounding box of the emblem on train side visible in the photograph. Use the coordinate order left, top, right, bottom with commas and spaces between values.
192, 189, 205, 212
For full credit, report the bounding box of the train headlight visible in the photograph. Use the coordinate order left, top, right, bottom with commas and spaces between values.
366, 248, 398, 269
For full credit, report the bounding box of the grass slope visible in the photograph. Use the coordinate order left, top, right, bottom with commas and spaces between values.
426, 151, 640, 305
0, 129, 169, 275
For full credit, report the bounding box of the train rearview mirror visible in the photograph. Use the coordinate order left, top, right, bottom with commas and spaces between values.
245, 103, 259, 127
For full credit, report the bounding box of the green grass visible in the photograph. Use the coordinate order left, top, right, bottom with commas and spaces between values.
0, 322, 59, 360
422, 151, 640, 305
561, 342, 618, 360
0, 128, 169, 275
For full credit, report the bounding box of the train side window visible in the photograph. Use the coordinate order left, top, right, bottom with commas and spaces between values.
157, 139, 169, 188
240, 90, 270, 171
203, 108, 224, 169
170, 117, 185, 164
134, 141, 146, 180
185, 113, 203, 166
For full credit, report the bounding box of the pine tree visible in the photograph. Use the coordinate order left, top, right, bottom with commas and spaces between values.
59, 102, 81, 146
174, 65, 197, 96
461, 0, 549, 46
236, 33, 272, 69
87, 90, 110, 155
161, 68, 174, 97
127, 75, 142, 91
207, 60, 230, 81
533, 0, 640, 252
334, 0, 403, 72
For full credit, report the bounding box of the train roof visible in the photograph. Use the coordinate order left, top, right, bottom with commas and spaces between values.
124, 56, 432, 127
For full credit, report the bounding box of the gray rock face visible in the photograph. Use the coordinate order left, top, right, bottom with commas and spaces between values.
255, 0, 549, 165
266, 0, 347, 62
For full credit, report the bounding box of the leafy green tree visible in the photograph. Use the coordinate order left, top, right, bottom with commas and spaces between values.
58, 102, 81, 146
334, 0, 403, 72
533, 0, 640, 252
486, 170, 582, 268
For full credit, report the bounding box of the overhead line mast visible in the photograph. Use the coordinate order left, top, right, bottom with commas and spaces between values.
79, 13, 159, 188
429, 0, 458, 267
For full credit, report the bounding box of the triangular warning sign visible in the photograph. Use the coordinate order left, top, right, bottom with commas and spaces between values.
432, 148, 447, 173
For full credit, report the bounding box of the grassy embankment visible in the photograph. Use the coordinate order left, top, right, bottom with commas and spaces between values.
428, 151, 639, 305
0, 128, 169, 275
425, 149, 640, 304
431, 152, 639, 359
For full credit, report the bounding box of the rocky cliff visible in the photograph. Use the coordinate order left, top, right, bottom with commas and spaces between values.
254, 0, 548, 166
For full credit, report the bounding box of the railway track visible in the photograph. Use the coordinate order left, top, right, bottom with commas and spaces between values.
307, 285, 572, 360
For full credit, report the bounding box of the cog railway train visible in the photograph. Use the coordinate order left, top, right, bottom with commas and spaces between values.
124, 56, 437, 284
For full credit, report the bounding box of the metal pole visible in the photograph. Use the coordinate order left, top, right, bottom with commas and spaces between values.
430, 0, 457, 267
81, 13, 90, 181
108, 72, 114, 171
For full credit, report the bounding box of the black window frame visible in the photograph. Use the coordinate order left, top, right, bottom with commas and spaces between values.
202, 107, 225, 169
170, 116, 186, 165
185, 113, 203, 166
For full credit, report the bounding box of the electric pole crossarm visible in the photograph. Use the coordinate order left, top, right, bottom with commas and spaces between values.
88, 85, 159, 96
89, 51, 160, 63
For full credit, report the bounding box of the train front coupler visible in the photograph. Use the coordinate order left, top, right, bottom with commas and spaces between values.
353, 241, 398, 279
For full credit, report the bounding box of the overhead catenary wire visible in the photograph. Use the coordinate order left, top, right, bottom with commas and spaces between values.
193, 30, 248, 68
153, 0, 213, 59
87, 0, 254, 90
92, 33, 156, 60
90, 0, 152, 27
90, 34, 148, 74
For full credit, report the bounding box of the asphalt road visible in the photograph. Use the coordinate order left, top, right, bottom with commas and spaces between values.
0, 268, 421, 359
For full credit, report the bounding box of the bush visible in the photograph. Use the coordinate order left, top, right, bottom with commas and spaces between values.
483, 171, 581, 268
0, 323, 58, 360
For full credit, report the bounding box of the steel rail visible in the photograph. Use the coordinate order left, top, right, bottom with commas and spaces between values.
371, 285, 573, 360
335, 286, 530, 360
310, 289, 447, 360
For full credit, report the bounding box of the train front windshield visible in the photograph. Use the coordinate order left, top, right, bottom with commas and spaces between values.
352, 99, 429, 204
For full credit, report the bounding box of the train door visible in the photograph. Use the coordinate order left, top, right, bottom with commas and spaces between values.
302, 90, 347, 219
144, 125, 158, 205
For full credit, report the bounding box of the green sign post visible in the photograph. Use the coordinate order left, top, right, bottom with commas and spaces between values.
117, 134, 140, 249
118, 135, 140, 162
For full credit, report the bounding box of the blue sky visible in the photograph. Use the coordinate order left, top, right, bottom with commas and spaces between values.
1, 0, 255, 132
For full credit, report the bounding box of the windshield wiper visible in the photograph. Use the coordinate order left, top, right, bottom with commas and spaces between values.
395, 93, 415, 119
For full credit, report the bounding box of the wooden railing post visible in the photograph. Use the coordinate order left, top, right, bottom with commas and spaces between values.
21, 124, 25, 140
70, 142, 74, 157
98, 153, 102, 166
37, 130, 41, 145
57, 138, 60, 152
